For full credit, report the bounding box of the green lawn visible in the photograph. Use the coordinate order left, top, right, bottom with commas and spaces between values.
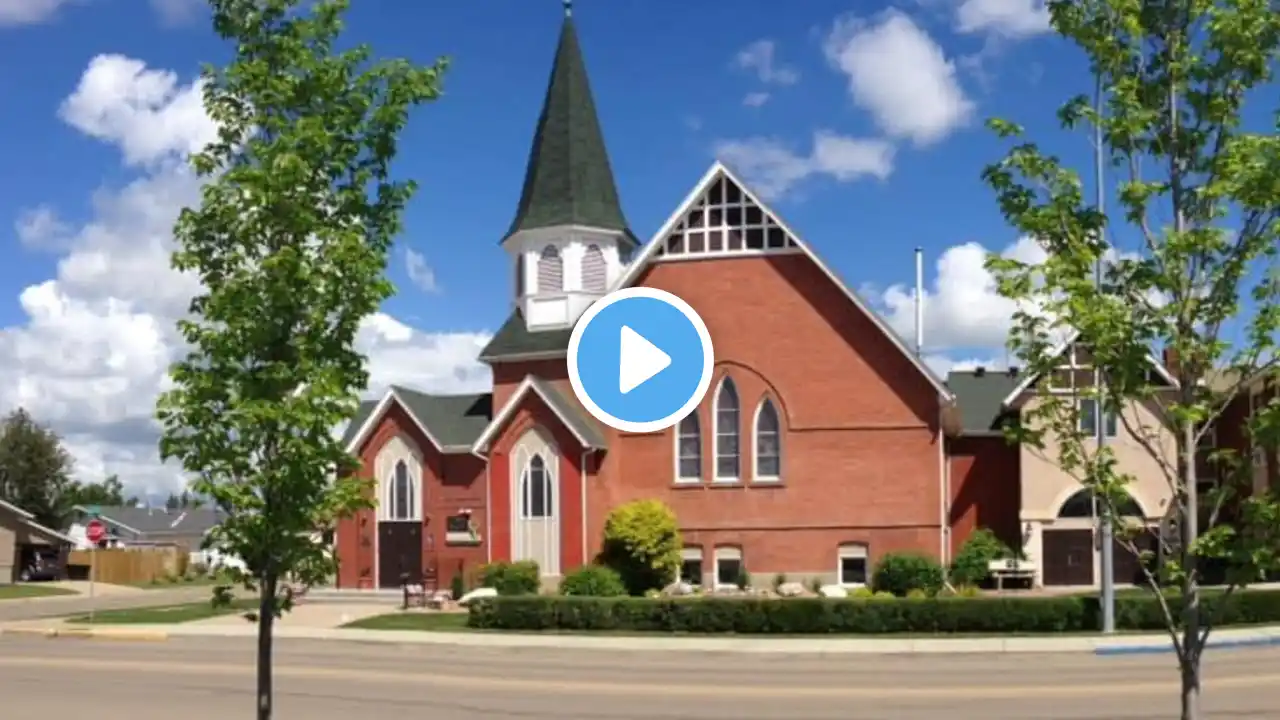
65, 598, 258, 624
127, 575, 228, 590
343, 612, 470, 632
0, 584, 79, 600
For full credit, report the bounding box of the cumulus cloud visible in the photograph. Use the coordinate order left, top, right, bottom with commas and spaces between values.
3, 55, 491, 499
404, 248, 440, 293
149, 0, 203, 27
0, 0, 75, 27
733, 40, 799, 86
714, 131, 895, 200
955, 0, 1051, 39
823, 10, 975, 147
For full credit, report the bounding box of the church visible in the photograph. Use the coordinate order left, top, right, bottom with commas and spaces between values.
333, 7, 1013, 592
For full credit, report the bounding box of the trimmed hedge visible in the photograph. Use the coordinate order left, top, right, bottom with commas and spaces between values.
466, 589, 1280, 634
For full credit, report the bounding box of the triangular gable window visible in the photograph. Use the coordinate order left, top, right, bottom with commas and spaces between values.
656, 174, 798, 259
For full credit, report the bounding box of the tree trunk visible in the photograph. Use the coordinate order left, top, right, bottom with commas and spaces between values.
1179, 638, 1202, 720
256, 572, 278, 720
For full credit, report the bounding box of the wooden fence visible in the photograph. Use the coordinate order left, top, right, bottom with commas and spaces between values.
67, 546, 190, 585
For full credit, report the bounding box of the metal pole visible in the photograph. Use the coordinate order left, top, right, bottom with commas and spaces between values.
1094, 73, 1116, 635
89, 544, 96, 625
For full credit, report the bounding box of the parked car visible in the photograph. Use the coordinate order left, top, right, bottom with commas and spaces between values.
18, 549, 63, 582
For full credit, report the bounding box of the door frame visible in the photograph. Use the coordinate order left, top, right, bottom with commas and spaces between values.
510, 428, 561, 578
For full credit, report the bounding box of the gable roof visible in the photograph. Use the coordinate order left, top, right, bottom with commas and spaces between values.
999, 331, 1179, 407
80, 505, 227, 537
341, 386, 493, 456
0, 498, 75, 543
946, 369, 1022, 437
613, 161, 953, 401
471, 375, 606, 454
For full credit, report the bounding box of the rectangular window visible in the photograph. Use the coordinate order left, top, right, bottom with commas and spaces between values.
838, 544, 868, 587
445, 514, 478, 544
714, 546, 743, 588
678, 547, 703, 587
1078, 399, 1117, 438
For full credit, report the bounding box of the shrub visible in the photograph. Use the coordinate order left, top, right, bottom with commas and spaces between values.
597, 500, 682, 595
807, 577, 823, 593
479, 560, 540, 596
560, 565, 627, 597
872, 552, 945, 597
850, 587, 874, 598
949, 529, 1012, 587
772, 573, 787, 591
450, 570, 466, 600
736, 567, 751, 590
466, 588, 1280, 635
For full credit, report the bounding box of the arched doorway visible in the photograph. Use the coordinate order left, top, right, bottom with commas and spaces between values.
511, 428, 560, 577
1041, 488, 1150, 587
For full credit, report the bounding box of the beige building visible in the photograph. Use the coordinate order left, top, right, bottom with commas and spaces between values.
1, 498, 74, 584
1002, 338, 1181, 588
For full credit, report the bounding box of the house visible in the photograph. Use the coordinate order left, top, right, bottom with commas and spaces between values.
1, 498, 75, 584
67, 505, 227, 552
334, 8, 959, 591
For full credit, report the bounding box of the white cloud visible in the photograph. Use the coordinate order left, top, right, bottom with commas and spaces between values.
2, 55, 491, 499
823, 10, 974, 146
742, 92, 771, 108
714, 131, 895, 200
733, 40, 799, 86
0, 0, 75, 27
955, 0, 1051, 38
149, 0, 202, 26
404, 248, 440, 293
16, 206, 70, 250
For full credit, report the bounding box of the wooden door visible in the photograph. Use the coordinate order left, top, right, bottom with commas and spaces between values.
1042, 529, 1095, 586
377, 521, 422, 589
1112, 528, 1156, 586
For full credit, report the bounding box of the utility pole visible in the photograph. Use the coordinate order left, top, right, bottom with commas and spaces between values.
1094, 72, 1116, 635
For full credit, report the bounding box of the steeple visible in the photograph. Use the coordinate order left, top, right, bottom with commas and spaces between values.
504, 6, 636, 247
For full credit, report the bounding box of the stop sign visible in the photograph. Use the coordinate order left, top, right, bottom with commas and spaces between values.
85, 519, 106, 545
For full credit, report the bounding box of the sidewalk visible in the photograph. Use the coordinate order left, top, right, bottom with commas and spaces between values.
4, 619, 1280, 655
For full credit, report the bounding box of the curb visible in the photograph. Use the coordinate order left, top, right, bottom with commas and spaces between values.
1094, 631, 1280, 656
0, 626, 169, 642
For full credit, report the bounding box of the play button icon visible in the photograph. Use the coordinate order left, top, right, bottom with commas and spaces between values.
568, 287, 715, 433
618, 326, 671, 394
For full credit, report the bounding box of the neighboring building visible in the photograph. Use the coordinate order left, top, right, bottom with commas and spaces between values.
67, 505, 227, 552
1, 498, 74, 584
334, 9, 956, 591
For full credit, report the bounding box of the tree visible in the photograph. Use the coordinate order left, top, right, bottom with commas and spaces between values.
598, 499, 682, 595
66, 474, 127, 508
0, 408, 76, 529
983, 1, 1280, 718
153, 2, 447, 718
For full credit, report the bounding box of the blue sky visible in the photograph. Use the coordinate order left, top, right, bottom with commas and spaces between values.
0, 0, 1271, 495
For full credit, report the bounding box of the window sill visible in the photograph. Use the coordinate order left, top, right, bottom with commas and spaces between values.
445, 535, 482, 547
673, 478, 702, 487
710, 478, 741, 487
752, 477, 782, 485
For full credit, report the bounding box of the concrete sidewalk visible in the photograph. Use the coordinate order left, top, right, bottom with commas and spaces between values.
4, 619, 1280, 655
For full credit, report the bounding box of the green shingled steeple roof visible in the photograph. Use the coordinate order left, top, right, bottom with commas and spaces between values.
503, 10, 636, 246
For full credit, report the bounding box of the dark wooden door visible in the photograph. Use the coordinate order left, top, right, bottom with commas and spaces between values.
1042, 529, 1095, 586
378, 521, 422, 589
1112, 527, 1156, 586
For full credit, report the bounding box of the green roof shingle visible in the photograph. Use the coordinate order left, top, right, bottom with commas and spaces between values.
478, 310, 573, 361
946, 369, 1021, 437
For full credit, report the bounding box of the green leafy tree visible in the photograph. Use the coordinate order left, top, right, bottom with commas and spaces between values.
597, 499, 682, 595
983, 1, 1280, 717
154, 1, 447, 718
0, 408, 76, 529
66, 474, 128, 509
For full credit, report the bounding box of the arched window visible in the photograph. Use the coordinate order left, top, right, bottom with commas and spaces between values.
390, 460, 415, 520
676, 413, 702, 482
536, 245, 563, 293
754, 398, 781, 481
714, 378, 740, 481
521, 454, 553, 518
515, 255, 525, 297
1058, 489, 1143, 519
582, 244, 607, 293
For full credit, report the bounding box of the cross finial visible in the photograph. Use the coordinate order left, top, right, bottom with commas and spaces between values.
562, 0, 572, 17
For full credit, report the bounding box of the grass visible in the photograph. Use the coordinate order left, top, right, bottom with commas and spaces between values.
127, 575, 228, 589
65, 597, 258, 625
0, 584, 79, 600
344, 612, 470, 632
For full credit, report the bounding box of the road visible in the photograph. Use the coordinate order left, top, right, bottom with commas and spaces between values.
3, 635, 1279, 719
0, 586, 216, 622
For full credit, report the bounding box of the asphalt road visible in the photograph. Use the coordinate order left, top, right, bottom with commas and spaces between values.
3, 635, 1279, 719
0, 586, 217, 622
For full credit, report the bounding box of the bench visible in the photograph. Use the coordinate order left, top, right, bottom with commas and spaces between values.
988, 559, 1037, 591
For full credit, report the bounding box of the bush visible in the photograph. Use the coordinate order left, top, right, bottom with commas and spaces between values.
466, 588, 1280, 635
872, 552, 945, 597
560, 565, 627, 597
479, 560, 540, 596
597, 500, 682, 595
949, 528, 1013, 587
450, 571, 466, 600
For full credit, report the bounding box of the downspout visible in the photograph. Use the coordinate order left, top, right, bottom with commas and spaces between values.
580, 448, 595, 567
916, 246, 950, 571
470, 446, 493, 564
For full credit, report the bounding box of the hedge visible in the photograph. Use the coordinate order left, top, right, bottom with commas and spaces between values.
466, 589, 1280, 634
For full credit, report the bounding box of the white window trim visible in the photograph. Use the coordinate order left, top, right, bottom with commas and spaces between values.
713, 546, 743, 589
752, 397, 781, 483
678, 547, 703, 586
1078, 398, 1118, 439
674, 413, 702, 485
375, 435, 423, 523
712, 378, 740, 483
838, 543, 869, 587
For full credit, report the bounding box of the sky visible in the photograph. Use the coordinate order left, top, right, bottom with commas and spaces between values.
0, 0, 1266, 499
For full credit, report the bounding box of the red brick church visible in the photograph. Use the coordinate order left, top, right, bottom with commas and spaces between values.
334, 9, 1020, 592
